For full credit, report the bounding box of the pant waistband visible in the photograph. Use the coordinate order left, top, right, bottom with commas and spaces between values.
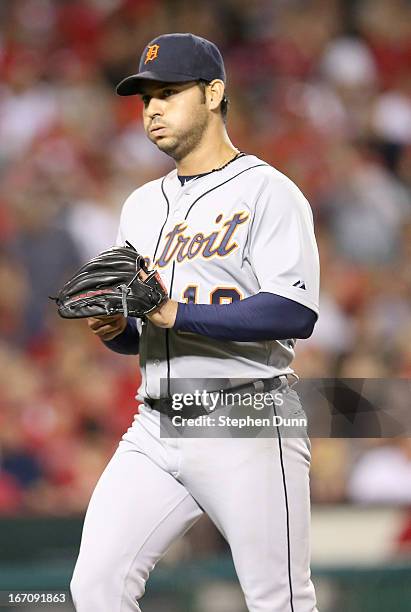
144, 375, 289, 417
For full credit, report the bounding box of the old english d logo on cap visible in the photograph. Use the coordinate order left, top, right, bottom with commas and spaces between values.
144, 44, 160, 64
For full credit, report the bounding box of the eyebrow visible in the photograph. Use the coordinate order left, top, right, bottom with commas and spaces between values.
141, 84, 178, 93
140, 82, 196, 97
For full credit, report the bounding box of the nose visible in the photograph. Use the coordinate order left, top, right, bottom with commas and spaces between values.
146, 97, 164, 119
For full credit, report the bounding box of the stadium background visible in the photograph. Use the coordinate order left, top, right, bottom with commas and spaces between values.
0, 0, 410, 610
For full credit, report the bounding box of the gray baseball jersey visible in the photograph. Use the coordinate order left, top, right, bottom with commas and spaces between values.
116, 154, 320, 400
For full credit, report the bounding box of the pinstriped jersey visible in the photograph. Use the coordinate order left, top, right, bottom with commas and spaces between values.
116, 154, 320, 400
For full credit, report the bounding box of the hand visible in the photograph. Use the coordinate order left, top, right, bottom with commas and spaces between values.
87, 314, 127, 341
146, 298, 178, 328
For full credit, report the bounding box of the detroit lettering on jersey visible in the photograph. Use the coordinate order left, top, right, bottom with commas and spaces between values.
146, 212, 249, 268
116, 154, 320, 399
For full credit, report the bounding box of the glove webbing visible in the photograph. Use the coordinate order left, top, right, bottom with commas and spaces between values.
118, 268, 140, 318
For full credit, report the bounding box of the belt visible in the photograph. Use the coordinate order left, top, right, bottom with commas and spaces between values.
145, 375, 289, 418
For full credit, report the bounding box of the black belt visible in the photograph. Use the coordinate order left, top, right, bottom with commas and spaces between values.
145, 375, 288, 418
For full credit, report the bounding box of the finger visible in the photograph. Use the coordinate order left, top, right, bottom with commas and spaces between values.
92, 324, 122, 338
138, 269, 148, 281
88, 318, 108, 331
99, 329, 124, 341
88, 315, 122, 329
95, 325, 125, 341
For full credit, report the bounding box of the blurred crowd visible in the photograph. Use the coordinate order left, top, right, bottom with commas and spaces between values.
0, 0, 411, 516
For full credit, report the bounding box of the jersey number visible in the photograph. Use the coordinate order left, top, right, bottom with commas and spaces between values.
182, 285, 242, 305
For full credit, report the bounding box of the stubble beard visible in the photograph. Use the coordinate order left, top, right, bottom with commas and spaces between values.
153, 108, 210, 161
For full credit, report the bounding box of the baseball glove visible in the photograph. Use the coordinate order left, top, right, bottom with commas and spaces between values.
51, 242, 167, 319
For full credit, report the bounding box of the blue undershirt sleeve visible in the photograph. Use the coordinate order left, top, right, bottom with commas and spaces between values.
103, 317, 140, 355
173, 292, 317, 342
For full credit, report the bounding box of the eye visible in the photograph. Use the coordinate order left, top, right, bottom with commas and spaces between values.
162, 89, 176, 98
141, 95, 151, 107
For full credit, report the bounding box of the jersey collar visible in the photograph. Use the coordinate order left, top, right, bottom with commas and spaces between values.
164, 154, 263, 198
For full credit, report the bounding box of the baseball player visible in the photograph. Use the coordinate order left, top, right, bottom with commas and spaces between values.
70, 33, 320, 611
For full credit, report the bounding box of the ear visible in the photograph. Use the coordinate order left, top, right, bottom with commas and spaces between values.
207, 79, 225, 112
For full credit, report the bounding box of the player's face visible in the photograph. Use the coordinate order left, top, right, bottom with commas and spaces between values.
140, 81, 210, 160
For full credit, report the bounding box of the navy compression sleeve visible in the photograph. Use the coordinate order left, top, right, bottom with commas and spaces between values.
174, 292, 317, 342
103, 317, 140, 355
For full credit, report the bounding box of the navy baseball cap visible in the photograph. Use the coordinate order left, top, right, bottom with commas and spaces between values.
116, 33, 226, 96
